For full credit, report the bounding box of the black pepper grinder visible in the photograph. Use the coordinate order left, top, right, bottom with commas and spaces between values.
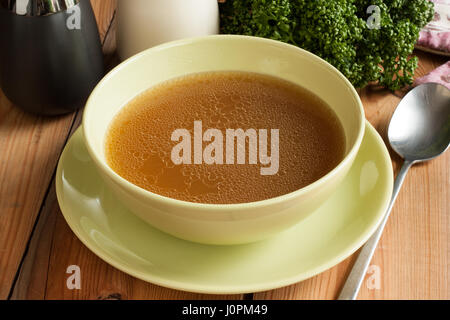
0, 0, 104, 115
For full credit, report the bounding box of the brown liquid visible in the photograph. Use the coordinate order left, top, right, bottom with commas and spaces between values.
105, 71, 345, 204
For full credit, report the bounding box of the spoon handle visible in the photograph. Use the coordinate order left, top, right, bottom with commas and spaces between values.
337, 160, 414, 300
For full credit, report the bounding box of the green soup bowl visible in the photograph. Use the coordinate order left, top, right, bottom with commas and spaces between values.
82, 35, 365, 245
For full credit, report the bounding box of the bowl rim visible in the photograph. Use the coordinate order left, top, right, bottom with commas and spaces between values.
82, 34, 365, 211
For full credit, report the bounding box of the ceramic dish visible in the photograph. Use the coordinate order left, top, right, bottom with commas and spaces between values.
56, 122, 393, 294
82, 35, 365, 245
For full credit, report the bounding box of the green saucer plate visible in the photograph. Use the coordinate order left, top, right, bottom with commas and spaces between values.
56, 121, 393, 294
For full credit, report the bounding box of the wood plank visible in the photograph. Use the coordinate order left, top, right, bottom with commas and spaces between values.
9, 181, 61, 300
1, 0, 116, 300
255, 52, 450, 300
102, 12, 121, 71
90, 0, 117, 44
0, 98, 75, 299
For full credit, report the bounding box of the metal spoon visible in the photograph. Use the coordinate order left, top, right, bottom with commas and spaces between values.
338, 83, 450, 300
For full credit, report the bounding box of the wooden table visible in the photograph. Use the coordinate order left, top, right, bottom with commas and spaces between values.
1, 1, 448, 300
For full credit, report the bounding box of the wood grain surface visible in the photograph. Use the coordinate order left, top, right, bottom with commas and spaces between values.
1, 1, 448, 300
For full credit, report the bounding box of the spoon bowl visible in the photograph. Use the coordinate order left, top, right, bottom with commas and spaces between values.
388, 83, 450, 162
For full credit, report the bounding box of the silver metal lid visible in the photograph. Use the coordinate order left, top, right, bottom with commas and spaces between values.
0, 0, 79, 16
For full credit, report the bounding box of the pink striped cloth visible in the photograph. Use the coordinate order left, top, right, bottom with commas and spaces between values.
415, 0, 450, 89
414, 61, 450, 89
417, 0, 450, 53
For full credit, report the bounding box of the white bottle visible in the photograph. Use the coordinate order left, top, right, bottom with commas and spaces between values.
116, 0, 220, 60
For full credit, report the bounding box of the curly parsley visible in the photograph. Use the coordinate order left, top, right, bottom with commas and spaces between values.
220, 0, 434, 90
